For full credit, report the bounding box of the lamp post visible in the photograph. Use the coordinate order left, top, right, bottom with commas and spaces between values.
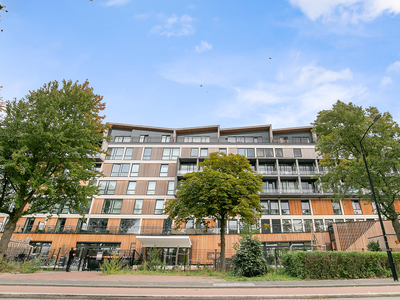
360, 113, 398, 281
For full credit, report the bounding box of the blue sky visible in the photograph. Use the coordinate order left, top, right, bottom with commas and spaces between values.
1, 0, 400, 129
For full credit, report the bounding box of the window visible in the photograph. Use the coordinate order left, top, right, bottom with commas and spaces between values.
261, 200, 279, 215
119, 219, 140, 234
162, 148, 180, 160
304, 219, 313, 232
110, 164, 130, 177
106, 148, 124, 160
98, 181, 117, 195
275, 148, 283, 157
126, 181, 136, 195
352, 200, 362, 215
301, 200, 311, 215
154, 200, 164, 215
226, 136, 262, 143
124, 148, 133, 160
314, 219, 324, 232
293, 148, 302, 157
143, 148, 152, 160
200, 148, 208, 157
102, 199, 123, 214
160, 164, 169, 177
167, 181, 175, 195
332, 201, 342, 215
139, 135, 149, 142
184, 136, 210, 143
147, 181, 156, 195
238, 148, 255, 157
114, 136, 131, 143
130, 164, 139, 177
257, 148, 273, 157
88, 218, 108, 233
55, 218, 66, 232
228, 220, 238, 234
281, 200, 290, 215
190, 148, 199, 157
185, 220, 194, 229
292, 137, 309, 143
371, 202, 377, 214
282, 219, 292, 232
293, 219, 302, 232
261, 219, 270, 233
161, 135, 171, 143
271, 219, 281, 233
219, 148, 227, 154
133, 200, 143, 214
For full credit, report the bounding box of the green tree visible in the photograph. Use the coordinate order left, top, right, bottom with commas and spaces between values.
312, 100, 400, 241
0, 80, 107, 258
232, 234, 268, 277
164, 152, 263, 272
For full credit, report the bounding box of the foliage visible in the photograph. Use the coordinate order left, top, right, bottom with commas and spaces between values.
0, 80, 107, 256
312, 100, 400, 240
367, 241, 382, 252
138, 248, 164, 271
164, 152, 263, 271
0, 260, 41, 274
231, 235, 269, 277
101, 255, 129, 275
281, 251, 400, 279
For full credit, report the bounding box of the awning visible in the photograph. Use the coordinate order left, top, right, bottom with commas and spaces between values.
136, 236, 192, 248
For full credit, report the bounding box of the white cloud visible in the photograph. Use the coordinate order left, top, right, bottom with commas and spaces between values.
380, 76, 393, 87
104, 0, 131, 7
151, 14, 194, 37
195, 41, 213, 53
289, 0, 400, 23
387, 61, 400, 73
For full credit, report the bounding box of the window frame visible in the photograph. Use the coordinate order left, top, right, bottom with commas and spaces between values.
147, 181, 156, 195
143, 148, 152, 160
154, 199, 165, 215
126, 181, 137, 195
102, 199, 123, 214
133, 199, 143, 215
160, 164, 169, 177
98, 180, 117, 195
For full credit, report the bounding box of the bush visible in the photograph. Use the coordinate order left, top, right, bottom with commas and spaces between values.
281, 251, 400, 279
231, 235, 269, 277
100, 255, 128, 275
367, 241, 382, 252
0, 260, 41, 274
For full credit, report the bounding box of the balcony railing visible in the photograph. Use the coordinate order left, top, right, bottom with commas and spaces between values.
258, 170, 278, 175
298, 169, 316, 175
279, 168, 297, 175
177, 169, 198, 176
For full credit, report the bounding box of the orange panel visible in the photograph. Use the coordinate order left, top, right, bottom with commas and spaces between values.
135, 181, 148, 195
132, 147, 143, 160
342, 199, 354, 215
141, 219, 164, 227
91, 199, 104, 214
151, 148, 163, 160
138, 164, 160, 177
121, 199, 135, 215
168, 164, 177, 177
394, 199, 400, 214
142, 199, 156, 215
155, 181, 168, 195
311, 199, 333, 215
102, 164, 112, 177
65, 218, 79, 227
360, 200, 374, 215
115, 181, 128, 195
289, 199, 302, 215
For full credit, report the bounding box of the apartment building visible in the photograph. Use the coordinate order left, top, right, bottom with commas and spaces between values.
1, 123, 396, 262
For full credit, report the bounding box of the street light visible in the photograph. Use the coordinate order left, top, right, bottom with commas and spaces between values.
360, 113, 398, 281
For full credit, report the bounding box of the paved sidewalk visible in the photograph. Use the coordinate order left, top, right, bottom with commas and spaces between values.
0, 271, 400, 299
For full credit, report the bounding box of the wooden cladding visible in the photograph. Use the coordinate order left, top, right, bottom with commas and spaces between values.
228, 148, 238, 155
138, 164, 160, 177
135, 181, 148, 195
342, 199, 354, 215
115, 181, 129, 195
168, 164, 177, 177
142, 200, 156, 215
120, 199, 135, 214
132, 148, 143, 160
208, 148, 218, 154
311, 199, 333, 215
289, 199, 302, 215
91, 199, 104, 214
102, 164, 112, 177
151, 147, 163, 160
301, 148, 317, 159
360, 200, 374, 215
181, 148, 191, 157
141, 219, 164, 227
283, 148, 293, 157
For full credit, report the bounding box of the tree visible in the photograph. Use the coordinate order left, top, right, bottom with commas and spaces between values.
0, 4, 8, 32
312, 100, 400, 242
164, 152, 263, 272
232, 234, 268, 277
0, 80, 107, 258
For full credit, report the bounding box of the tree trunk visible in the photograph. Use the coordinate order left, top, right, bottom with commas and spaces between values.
220, 215, 226, 272
391, 218, 400, 244
0, 217, 18, 259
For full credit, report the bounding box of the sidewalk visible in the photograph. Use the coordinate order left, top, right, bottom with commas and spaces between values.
0, 271, 400, 299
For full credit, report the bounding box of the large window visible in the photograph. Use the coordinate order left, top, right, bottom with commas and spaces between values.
147, 181, 156, 195
110, 164, 130, 177
275, 148, 283, 157
261, 200, 279, 215
282, 219, 292, 232
88, 218, 108, 233
183, 136, 210, 143
124, 148, 133, 160
133, 200, 143, 214
167, 181, 175, 195
143, 148, 152, 160
227, 136, 262, 143
200, 148, 208, 157
106, 148, 124, 160
190, 148, 199, 157
98, 181, 117, 195
257, 148, 274, 157
154, 200, 165, 215
332, 201, 342, 215
162, 148, 180, 160
301, 200, 311, 215
119, 219, 140, 234
352, 200, 362, 215
126, 181, 136, 195
292, 137, 310, 143
281, 200, 290, 215
160, 164, 169, 177
22, 217, 35, 233
130, 164, 140, 177
238, 148, 255, 157
114, 136, 131, 143
293, 219, 302, 232
102, 199, 123, 214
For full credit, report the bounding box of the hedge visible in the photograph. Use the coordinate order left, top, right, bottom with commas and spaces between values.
281, 251, 400, 279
